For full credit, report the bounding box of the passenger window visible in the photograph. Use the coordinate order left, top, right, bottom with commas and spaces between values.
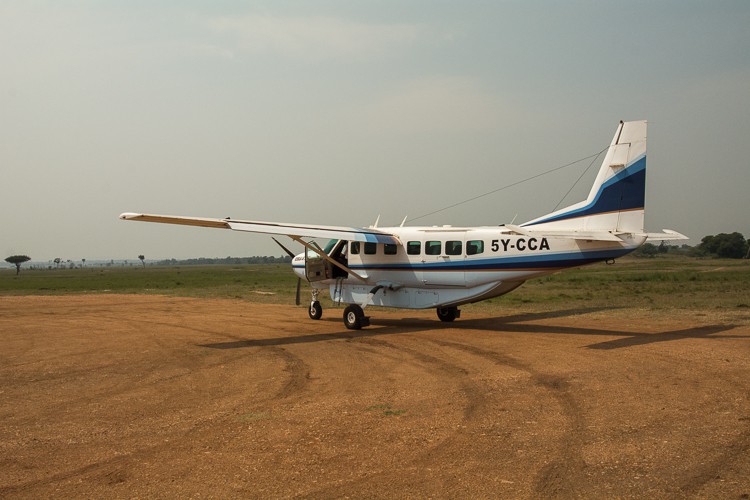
425, 241, 441, 255
351, 242, 360, 255
446, 241, 462, 255
364, 242, 377, 255
466, 240, 484, 255
384, 243, 397, 255
407, 241, 421, 255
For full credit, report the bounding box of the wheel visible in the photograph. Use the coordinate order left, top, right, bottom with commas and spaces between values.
436, 306, 458, 322
309, 301, 323, 320
343, 304, 365, 330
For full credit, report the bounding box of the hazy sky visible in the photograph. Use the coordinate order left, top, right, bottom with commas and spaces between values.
2, 1, 749, 262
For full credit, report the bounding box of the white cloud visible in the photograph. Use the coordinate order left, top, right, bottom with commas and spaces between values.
205, 14, 423, 62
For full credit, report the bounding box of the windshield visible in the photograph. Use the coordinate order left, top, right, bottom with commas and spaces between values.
323, 239, 339, 254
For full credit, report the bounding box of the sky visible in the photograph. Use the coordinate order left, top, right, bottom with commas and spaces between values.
2, 1, 749, 262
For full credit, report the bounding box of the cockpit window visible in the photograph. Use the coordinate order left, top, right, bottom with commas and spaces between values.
351, 242, 360, 255
323, 239, 338, 254
306, 248, 322, 260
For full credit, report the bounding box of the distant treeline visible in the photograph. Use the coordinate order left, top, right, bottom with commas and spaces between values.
635, 232, 749, 259
154, 256, 292, 266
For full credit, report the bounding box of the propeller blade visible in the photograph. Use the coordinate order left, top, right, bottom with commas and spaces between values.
272, 237, 296, 258
271, 237, 302, 306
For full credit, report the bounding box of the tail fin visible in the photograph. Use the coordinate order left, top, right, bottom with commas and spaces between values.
522, 120, 647, 234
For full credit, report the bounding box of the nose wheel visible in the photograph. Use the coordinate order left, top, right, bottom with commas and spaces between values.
308, 288, 323, 320
309, 301, 323, 320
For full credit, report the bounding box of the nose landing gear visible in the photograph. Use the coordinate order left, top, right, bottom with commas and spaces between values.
309, 301, 322, 320
308, 288, 323, 320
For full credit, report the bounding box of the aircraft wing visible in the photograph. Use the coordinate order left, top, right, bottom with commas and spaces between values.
119, 213, 400, 244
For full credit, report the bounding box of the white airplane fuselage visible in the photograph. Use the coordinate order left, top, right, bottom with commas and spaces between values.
292, 226, 646, 309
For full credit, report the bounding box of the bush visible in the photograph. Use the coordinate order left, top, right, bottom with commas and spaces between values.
698, 232, 749, 259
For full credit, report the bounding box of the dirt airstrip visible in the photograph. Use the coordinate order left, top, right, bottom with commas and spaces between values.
1, 294, 749, 498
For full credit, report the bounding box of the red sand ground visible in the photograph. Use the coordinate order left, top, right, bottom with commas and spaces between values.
1, 295, 749, 498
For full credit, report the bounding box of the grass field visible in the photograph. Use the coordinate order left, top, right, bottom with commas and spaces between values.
2, 256, 748, 312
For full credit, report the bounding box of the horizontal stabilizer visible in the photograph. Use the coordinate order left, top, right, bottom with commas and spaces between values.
503, 224, 625, 242
639, 229, 689, 241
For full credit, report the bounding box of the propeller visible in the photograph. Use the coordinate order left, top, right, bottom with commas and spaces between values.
273, 237, 302, 306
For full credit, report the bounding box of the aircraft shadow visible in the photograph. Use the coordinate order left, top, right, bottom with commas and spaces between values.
199, 306, 745, 351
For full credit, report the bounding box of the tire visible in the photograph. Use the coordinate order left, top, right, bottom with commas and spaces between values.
436, 306, 458, 322
309, 301, 323, 320
343, 304, 364, 330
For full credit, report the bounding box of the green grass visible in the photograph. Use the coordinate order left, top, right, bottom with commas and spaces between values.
0, 264, 299, 303
2, 256, 749, 311
479, 256, 750, 311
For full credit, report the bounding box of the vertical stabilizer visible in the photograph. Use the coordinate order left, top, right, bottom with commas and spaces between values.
522, 120, 647, 234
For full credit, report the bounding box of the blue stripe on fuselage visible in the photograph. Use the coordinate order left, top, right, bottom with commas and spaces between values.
344, 247, 633, 272
525, 155, 646, 227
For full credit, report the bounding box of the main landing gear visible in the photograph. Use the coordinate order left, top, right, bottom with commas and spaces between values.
306, 287, 460, 329
343, 304, 370, 330
436, 306, 460, 322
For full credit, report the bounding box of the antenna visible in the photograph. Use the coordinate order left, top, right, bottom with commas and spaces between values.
400, 216, 408, 227
372, 215, 380, 228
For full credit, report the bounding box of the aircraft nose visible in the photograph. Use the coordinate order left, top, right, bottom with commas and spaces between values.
292, 252, 306, 280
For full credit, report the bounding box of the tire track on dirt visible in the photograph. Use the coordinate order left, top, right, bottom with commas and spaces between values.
676, 414, 750, 496
306, 335, 488, 496
1, 362, 310, 496
426, 338, 588, 498
0, 322, 312, 497
354, 336, 482, 422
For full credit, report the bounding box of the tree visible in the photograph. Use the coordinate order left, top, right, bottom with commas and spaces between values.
5, 255, 31, 275
635, 242, 658, 258
53, 257, 61, 268
699, 232, 748, 259
138, 254, 145, 267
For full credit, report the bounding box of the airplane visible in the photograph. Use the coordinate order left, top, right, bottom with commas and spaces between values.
121, 120, 687, 330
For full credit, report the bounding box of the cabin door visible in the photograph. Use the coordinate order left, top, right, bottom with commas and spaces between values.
305, 248, 330, 282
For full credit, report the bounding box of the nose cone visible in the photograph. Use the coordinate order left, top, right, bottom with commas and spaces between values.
292, 252, 306, 280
